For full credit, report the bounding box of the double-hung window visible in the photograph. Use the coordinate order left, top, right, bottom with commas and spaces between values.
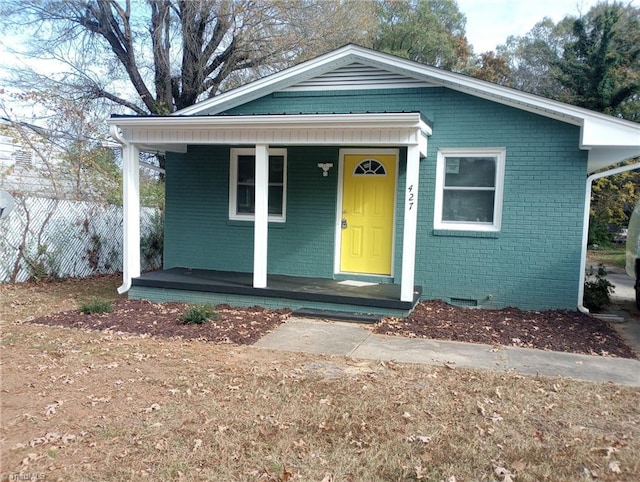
229, 148, 287, 222
434, 148, 505, 232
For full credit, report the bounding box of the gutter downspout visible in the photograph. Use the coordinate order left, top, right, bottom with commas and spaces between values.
578, 162, 640, 313
109, 125, 139, 295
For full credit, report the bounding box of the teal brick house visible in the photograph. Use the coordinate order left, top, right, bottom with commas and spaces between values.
108, 45, 640, 316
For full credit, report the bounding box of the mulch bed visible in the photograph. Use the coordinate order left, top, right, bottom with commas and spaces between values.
374, 300, 637, 359
28, 299, 291, 345
26, 298, 637, 359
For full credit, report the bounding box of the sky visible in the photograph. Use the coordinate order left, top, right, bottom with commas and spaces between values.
456, 0, 632, 53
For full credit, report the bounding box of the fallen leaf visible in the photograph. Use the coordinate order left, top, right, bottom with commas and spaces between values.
279, 465, 293, 482
511, 459, 526, 472
192, 439, 202, 452
45, 402, 60, 417
144, 403, 161, 413
608, 460, 621, 474
320, 474, 334, 482
495, 466, 514, 482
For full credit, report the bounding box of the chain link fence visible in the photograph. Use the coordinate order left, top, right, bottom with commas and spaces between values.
0, 195, 162, 282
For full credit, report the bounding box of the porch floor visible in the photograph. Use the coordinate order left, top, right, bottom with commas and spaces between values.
131, 267, 422, 314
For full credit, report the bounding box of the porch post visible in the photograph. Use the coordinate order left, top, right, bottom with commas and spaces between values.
118, 143, 140, 294
253, 144, 269, 288
401, 144, 420, 302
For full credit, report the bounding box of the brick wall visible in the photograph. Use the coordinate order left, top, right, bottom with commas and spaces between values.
165, 87, 586, 310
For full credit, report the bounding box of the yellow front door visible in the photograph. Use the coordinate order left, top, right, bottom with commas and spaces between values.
340, 154, 396, 275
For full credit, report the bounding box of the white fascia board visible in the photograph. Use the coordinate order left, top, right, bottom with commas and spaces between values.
581, 116, 640, 148
108, 112, 427, 134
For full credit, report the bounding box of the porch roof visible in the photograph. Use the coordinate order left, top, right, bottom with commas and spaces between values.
107, 112, 431, 157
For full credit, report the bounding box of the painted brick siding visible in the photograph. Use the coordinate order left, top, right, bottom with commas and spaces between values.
166, 87, 586, 310
165, 146, 339, 277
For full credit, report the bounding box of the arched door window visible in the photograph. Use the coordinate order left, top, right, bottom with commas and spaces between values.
353, 158, 386, 176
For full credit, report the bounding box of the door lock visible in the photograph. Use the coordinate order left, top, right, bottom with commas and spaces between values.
341, 218, 348, 229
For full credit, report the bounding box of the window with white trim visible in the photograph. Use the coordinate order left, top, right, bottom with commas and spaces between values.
229, 148, 287, 222
434, 148, 505, 232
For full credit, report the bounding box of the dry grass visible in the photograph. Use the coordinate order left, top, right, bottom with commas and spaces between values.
1, 277, 639, 481
0, 274, 123, 326
588, 247, 627, 269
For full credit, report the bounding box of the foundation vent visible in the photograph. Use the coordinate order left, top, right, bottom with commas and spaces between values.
449, 297, 479, 308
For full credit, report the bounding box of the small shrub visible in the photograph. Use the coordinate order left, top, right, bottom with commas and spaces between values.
588, 220, 613, 248
79, 299, 113, 315
180, 304, 217, 324
25, 244, 61, 282
583, 264, 614, 312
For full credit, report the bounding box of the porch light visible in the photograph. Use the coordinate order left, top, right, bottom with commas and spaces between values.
317, 163, 333, 177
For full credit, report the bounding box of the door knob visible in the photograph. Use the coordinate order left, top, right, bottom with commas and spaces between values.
341, 218, 348, 229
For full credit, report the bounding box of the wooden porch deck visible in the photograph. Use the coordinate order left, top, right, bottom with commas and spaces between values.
131, 267, 422, 318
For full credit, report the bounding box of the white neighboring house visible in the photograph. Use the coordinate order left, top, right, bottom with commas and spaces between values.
0, 117, 88, 199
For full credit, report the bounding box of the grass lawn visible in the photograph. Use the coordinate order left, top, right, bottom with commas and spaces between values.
588, 246, 627, 269
1, 276, 639, 481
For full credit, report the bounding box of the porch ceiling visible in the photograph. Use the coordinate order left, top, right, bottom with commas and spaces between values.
107, 112, 431, 156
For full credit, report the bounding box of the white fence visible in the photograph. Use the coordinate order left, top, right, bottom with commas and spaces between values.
0, 196, 161, 282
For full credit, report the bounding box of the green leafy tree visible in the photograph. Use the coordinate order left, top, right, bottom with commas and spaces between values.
591, 162, 640, 230
556, 3, 640, 117
373, 0, 471, 71
497, 2, 639, 120
496, 17, 574, 96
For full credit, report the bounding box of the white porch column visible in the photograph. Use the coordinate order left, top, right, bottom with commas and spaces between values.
401, 144, 421, 302
253, 144, 269, 288
118, 143, 140, 294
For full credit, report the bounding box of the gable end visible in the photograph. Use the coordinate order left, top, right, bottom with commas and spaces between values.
282, 62, 434, 91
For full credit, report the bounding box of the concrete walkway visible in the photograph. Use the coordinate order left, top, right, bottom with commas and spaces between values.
255, 318, 640, 387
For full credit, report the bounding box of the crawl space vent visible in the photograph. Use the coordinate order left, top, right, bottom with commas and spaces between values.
449, 297, 479, 307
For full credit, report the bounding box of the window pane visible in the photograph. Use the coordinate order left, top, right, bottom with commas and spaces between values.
237, 155, 255, 183
268, 186, 283, 215
442, 190, 495, 223
237, 185, 254, 214
269, 156, 284, 184
232, 151, 286, 218
445, 157, 496, 187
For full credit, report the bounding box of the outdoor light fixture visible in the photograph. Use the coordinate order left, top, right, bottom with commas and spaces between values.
317, 163, 333, 177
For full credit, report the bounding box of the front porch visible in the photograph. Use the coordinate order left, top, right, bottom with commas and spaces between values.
129, 268, 423, 319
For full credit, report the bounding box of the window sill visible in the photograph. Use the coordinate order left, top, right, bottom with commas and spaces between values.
227, 220, 286, 228
432, 229, 499, 238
